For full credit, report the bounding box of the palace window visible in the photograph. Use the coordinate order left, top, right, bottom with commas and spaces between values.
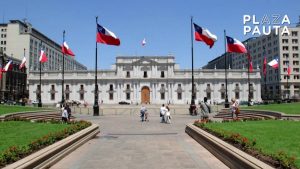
143, 71, 148, 78
235, 92, 240, 99
36, 85, 40, 101
80, 85, 84, 100
126, 71, 130, 78
161, 93, 165, 100
51, 85, 55, 100
126, 93, 130, 100
109, 84, 114, 100
249, 84, 254, 99
177, 93, 182, 100
160, 71, 165, 78
66, 85, 70, 100
109, 93, 113, 100
126, 84, 130, 100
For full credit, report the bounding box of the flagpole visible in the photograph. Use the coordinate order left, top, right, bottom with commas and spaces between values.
22, 48, 26, 106
93, 16, 99, 116
189, 16, 196, 115
246, 44, 251, 106
247, 53, 251, 106
61, 30, 65, 107
287, 67, 289, 101
224, 30, 230, 109
263, 47, 267, 101
38, 41, 42, 107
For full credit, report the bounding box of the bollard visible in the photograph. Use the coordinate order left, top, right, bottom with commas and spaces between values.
88, 108, 90, 115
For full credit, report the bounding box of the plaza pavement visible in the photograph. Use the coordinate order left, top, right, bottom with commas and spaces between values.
51, 108, 228, 169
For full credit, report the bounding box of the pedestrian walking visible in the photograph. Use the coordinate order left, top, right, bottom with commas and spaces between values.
140, 105, 147, 122
165, 106, 171, 124
160, 104, 166, 123
61, 106, 68, 123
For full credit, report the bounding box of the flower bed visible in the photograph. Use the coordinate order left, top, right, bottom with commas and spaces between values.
0, 119, 91, 167
194, 120, 298, 169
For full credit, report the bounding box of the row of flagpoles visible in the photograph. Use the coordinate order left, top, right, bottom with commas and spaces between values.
0, 17, 292, 109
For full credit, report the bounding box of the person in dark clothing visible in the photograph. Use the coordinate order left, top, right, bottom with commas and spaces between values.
66, 104, 72, 121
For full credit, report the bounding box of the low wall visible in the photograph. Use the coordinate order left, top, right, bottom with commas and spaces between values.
4, 124, 100, 169
185, 123, 273, 169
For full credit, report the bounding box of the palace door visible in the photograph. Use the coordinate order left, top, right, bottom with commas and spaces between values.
141, 86, 150, 104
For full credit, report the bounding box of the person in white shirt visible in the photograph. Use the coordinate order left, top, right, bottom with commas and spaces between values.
160, 104, 166, 123
165, 106, 171, 124
231, 98, 240, 118
61, 107, 69, 123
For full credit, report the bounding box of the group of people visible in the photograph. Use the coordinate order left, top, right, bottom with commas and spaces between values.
139, 104, 172, 123
140, 105, 149, 122
61, 104, 72, 122
160, 104, 171, 124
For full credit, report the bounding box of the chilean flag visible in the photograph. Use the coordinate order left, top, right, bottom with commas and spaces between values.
39, 50, 48, 63
62, 41, 75, 56
193, 23, 217, 48
268, 58, 279, 69
263, 57, 267, 76
3, 60, 12, 72
287, 64, 291, 76
226, 36, 247, 53
19, 56, 26, 69
96, 24, 120, 46
142, 38, 146, 46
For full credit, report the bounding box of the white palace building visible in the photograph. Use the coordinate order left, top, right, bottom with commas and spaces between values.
28, 56, 262, 105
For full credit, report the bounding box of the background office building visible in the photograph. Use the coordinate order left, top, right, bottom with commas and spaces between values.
28, 56, 262, 105
0, 20, 86, 72
231, 27, 300, 100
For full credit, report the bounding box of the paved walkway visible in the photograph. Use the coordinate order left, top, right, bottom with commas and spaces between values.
51, 113, 228, 169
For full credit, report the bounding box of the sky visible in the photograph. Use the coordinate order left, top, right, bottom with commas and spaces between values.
1, 0, 300, 69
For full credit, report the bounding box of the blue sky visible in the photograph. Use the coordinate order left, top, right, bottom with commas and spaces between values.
1, 0, 299, 69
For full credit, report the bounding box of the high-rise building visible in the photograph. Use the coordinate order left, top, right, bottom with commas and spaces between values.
0, 20, 86, 72
231, 27, 300, 100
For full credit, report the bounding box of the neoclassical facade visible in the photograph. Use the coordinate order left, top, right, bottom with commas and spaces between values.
28, 56, 262, 105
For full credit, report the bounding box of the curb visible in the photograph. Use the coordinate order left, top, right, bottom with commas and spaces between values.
4, 124, 100, 169
0, 110, 56, 121
185, 123, 274, 169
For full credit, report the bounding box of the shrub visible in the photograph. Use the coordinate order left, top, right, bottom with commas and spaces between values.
0, 120, 91, 167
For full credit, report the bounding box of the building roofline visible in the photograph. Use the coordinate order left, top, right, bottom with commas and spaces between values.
116, 56, 175, 59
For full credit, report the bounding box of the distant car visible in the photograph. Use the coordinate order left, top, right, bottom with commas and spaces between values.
118, 101, 130, 105
32, 100, 38, 104
6, 100, 16, 105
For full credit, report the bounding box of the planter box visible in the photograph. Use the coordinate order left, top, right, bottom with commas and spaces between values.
185, 123, 273, 169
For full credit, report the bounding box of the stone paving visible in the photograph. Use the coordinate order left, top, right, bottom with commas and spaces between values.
51, 112, 228, 169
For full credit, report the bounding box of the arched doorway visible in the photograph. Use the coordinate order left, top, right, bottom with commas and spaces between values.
141, 86, 150, 104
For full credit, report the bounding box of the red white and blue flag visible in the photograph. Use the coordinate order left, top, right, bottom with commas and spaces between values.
19, 56, 26, 69
268, 58, 279, 69
96, 24, 120, 46
39, 50, 48, 63
142, 38, 146, 46
3, 60, 12, 72
62, 41, 75, 56
226, 36, 247, 53
193, 23, 217, 48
